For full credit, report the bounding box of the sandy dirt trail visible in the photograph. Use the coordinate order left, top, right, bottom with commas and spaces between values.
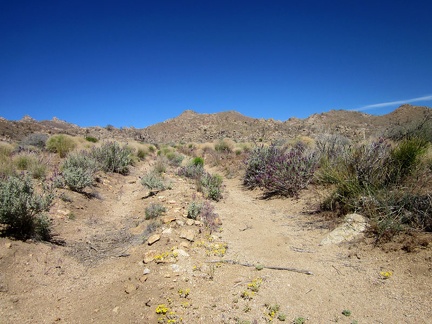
0, 167, 431, 323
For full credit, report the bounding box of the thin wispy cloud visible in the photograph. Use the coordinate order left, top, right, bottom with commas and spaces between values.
354, 95, 432, 111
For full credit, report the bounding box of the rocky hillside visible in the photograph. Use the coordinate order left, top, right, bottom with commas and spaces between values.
1, 105, 431, 143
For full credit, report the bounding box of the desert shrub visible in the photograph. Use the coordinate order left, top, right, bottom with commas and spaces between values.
14, 153, 36, 170
148, 145, 156, 153
200, 172, 223, 201
137, 148, 148, 160
167, 152, 184, 167
200, 201, 219, 232
390, 137, 428, 180
145, 203, 166, 220
244, 143, 318, 197
20, 133, 49, 149
142, 221, 161, 241
214, 139, 233, 153
154, 157, 168, 174
192, 157, 204, 167
319, 136, 432, 240
141, 171, 168, 190
62, 152, 98, 191
187, 201, 202, 220
386, 114, 432, 142
177, 164, 204, 179
85, 136, 98, 143
46, 134, 77, 158
105, 124, 115, 131
90, 141, 133, 175
315, 133, 351, 163
0, 175, 53, 240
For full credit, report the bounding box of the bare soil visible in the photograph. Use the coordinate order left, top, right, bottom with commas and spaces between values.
1, 161, 431, 323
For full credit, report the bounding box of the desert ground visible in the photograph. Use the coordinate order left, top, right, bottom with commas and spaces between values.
1, 156, 431, 324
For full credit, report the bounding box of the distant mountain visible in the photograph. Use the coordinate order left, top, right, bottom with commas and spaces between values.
0, 105, 431, 143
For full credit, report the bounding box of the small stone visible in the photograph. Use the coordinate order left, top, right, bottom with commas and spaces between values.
143, 250, 157, 263
168, 200, 176, 204
125, 283, 137, 294
194, 220, 202, 226
112, 306, 120, 313
162, 216, 177, 224
139, 275, 148, 283
143, 268, 151, 275
171, 264, 181, 272
5, 242, 12, 249
147, 234, 161, 245
176, 220, 185, 226
162, 228, 172, 235
186, 219, 195, 226
179, 242, 190, 249
173, 249, 190, 257
57, 209, 71, 216
179, 229, 195, 242
214, 217, 222, 225
158, 196, 166, 201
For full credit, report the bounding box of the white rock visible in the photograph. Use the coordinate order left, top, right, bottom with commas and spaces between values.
320, 213, 369, 245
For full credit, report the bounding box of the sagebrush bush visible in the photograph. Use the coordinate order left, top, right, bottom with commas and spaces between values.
187, 201, 202, 220
145, 203, 166, 220
20, 133, 49, 149
315, 133, 351, 163
0, 175, 53, 240
199, 172, 223, 201
244, 143, 318, 197
46, 134, 77, 158
62, 152, 98, 191
177, 164, 204, 179
165, 151, 184, 167
141, 171, 168, 190
91, 141, 133, 175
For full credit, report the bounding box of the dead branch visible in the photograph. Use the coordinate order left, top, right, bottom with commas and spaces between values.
206, 259, 313, 275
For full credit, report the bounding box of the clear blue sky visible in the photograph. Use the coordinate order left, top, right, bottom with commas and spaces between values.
1, 1, 431, 128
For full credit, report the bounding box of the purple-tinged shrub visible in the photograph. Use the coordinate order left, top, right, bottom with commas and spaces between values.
243, 143, 318, 198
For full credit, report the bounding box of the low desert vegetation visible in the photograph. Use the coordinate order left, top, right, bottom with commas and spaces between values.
1, 113, 431, 244
46, 134, 77, 157
243, 142, 318, 198
0, 175, 53, 240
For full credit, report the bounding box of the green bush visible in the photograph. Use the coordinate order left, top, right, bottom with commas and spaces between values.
62, 152, 98, 191
391, 137, 428, 180
91, 141, 133, 175
14, 153, 36, 170
145, 203, 166, 220
192, 157, 204, 167
85, 136, 98, 143
137, 148, 148, 160
0, 175, 53, 240
46, 134, 76, 158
